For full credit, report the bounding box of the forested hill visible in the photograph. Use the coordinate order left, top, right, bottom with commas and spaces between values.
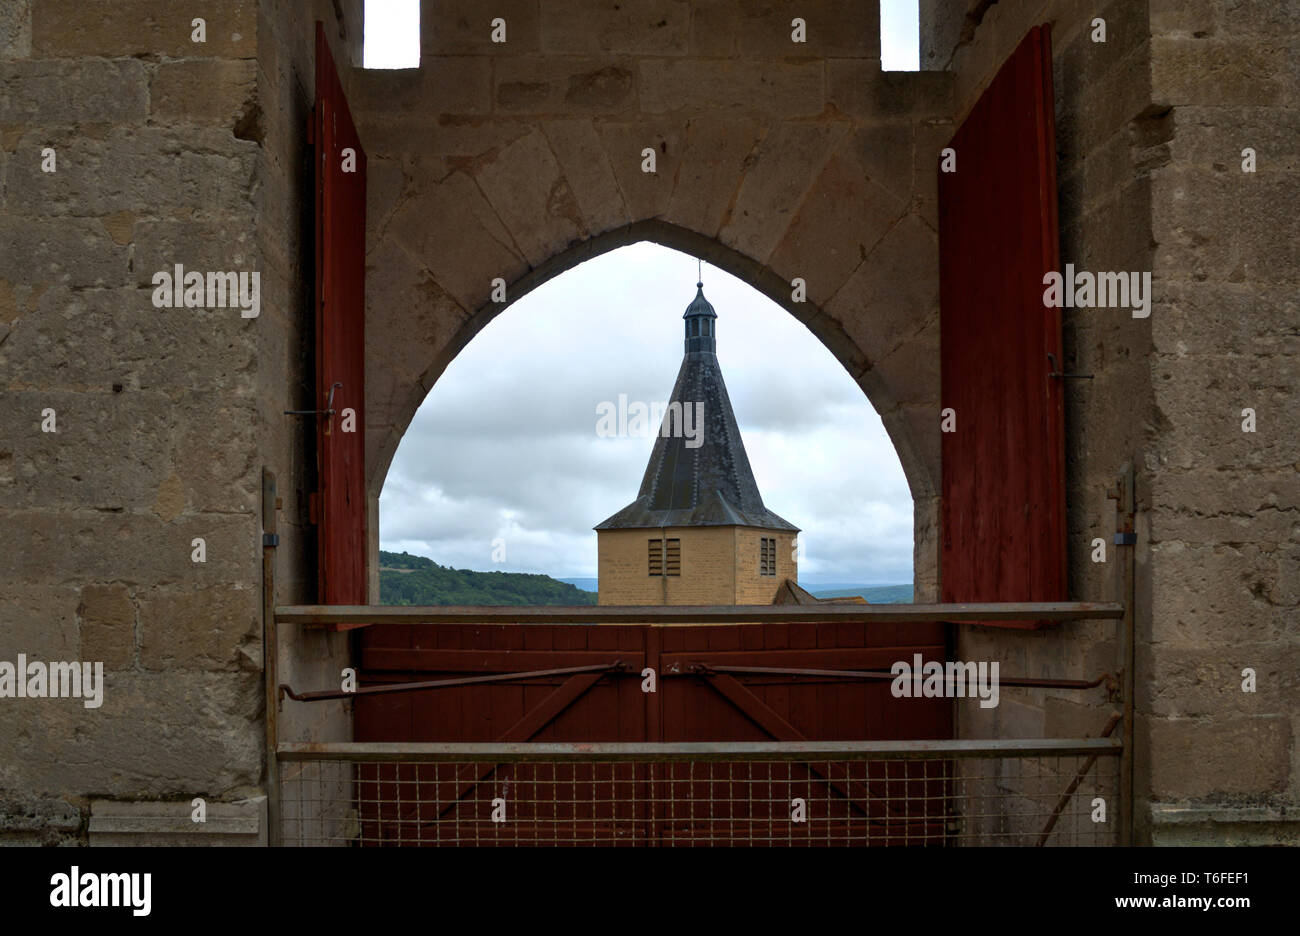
379, 551, 599, 606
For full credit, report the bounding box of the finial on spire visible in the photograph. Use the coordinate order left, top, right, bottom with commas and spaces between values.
697, 257, 702, 287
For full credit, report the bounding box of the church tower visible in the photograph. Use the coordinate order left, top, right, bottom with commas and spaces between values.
595, 276, 799, 605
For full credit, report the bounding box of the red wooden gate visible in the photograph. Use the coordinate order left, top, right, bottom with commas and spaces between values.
313, 22, 368, 616
354, 621, 951, 845
939, 25, 1065, 627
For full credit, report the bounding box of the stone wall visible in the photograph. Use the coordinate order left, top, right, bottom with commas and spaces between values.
0, 0, 360, 843
1142, 0, 1298, 844
921, 0, 1298, 844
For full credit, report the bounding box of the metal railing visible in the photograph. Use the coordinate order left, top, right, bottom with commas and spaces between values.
277, 739, 1121, 847
260, 466, 1140, 847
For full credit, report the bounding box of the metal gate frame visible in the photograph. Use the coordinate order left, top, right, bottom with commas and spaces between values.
261, 465, 1140, 846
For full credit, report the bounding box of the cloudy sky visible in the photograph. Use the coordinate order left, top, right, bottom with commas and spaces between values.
369, 3, 920, 584
379, 244, 915, 584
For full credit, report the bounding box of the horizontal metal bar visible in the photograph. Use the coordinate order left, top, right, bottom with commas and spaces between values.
280, 662, 624, 703
276, 601, 1124, 627
277, 738, 1123, 763
692, 664, 1115, 691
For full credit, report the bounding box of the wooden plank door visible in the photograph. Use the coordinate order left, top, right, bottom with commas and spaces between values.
939, 25, 1065, 627
313, 22, 368, 620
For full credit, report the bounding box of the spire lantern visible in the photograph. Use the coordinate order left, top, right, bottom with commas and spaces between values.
682, 277, 717, 353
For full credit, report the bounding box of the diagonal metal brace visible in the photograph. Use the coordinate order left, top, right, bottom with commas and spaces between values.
279, 661, 626, 704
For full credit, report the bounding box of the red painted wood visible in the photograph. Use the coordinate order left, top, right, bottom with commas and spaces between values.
314, 22, 368, 624
354, 621, 951, 844
939, 25, 1065, 628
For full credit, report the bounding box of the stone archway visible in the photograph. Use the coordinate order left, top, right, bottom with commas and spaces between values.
364, 221, 942, 601
351, 19, 953, 601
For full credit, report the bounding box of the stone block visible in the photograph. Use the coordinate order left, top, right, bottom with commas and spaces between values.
1149, 541, 1296, 646
1152, 168, 1297, 286
878, 402, 940, 503
640, 59, 824, 117
594, 118, 687, 223
663, 118, 760, 238
828, 63, 953, 120
474, 128, 585, 266
719, 121, 848, 264
691, 0, 880, 59
0, 509, 258, 589
542, 119, 629, 235
1141, 643, 1299, 717
0, 670, 263, 796
0, 58, 147, 124
387, 170, 527, 312
0, 0, 31, 59
1149, 467, 1300, 546
495, 56, 636, 115
1145, 713, 1291, 798
1151, 354, 1299, 469
827, 212, 938, 359
6, 127, 257, 220
350, 57, 492, 117
0, 218, 123, 287
88, 797, 265, 845
150, 59, 257, 125
32, 0, 256, 58
365, 236, 470, 387
133, 220, 258, 287
1150, 803, 1300, 846
2, 285, 257, 394
540, 0, 691, 55
866, 314, 940, 407
1152, 37, 1288, 106
1167, 105, 1300, 174
137, 585, 258, 672
423, 0, 540, 55
0, 586, 81, 659
0, 795, 81, 846
78, 584, 135, 669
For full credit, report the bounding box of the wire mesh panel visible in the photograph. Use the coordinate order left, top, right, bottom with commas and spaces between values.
278, 742, 1120, 847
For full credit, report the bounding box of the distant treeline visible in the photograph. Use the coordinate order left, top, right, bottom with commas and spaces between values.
379, 551, 599, 606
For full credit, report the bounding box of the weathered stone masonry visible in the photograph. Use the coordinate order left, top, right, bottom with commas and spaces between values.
0, 0, 1294, 844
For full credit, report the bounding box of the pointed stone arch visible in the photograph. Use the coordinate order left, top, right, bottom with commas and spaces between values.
366, 220, 941, 601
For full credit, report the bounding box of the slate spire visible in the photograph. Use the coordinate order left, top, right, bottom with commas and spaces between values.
595, 275, 797, 532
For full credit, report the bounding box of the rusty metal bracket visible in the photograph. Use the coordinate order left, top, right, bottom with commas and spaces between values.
279, 661, 627, 703
284, 380, 342, 417
1036, 712, 1123, 846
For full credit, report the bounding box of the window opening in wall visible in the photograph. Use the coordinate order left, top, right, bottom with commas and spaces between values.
881, 0, 920, 71
364, 0, 420, 69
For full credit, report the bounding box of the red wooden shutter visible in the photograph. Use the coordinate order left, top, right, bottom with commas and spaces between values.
314, 22, 368, 625
939, 25, 1064, 627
